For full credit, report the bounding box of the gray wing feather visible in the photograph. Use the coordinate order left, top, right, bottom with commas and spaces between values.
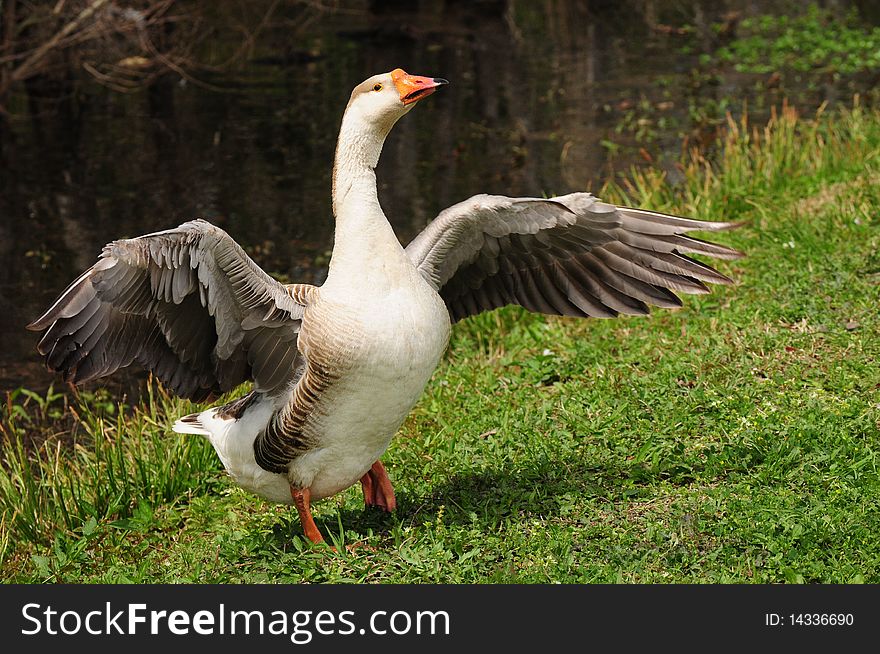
405, 193, 742, 323
28, 220, 315, 400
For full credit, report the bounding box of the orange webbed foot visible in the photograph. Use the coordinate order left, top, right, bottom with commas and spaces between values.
359, 460, 397, 512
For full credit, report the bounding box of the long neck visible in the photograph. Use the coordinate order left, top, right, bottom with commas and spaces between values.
326, 107, 408, 287
331, 108, 387, 215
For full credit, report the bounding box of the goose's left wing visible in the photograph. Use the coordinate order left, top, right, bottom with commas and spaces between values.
405, 193, 743, 323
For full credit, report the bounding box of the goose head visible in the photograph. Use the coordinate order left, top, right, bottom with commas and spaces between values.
332, 69, 448, 215
343, 68, 448, 135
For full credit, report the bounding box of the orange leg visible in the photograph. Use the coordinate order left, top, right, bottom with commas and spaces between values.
290, 486, 325, 545
359, 460, 396, 512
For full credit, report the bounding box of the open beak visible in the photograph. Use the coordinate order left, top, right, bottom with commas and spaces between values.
391, 69, 448, 105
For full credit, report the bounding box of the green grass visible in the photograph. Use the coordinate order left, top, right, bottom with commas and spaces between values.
717, 4, 880, 75
2, 101, 880, 583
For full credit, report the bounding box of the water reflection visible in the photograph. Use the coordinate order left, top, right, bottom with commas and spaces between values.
0, 0, 874, 394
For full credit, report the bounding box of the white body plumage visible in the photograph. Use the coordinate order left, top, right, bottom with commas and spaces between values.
175, 243, 450, 505
32, 68, 740, 543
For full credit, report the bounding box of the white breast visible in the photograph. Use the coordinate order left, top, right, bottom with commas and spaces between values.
204, 252, 451, 505
293, 274, 450, 500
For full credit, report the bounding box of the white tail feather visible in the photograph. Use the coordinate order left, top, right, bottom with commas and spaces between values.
172, 412, 211, 436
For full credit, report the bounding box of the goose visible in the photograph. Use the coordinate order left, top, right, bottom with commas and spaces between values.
28, 68, 742, 545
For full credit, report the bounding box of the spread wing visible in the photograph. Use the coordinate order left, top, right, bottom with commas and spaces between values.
28, 219, 316, 401
405, 193, 743, 322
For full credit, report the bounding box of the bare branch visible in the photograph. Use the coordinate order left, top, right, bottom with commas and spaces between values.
0, 0, 335, 112
9, 0, 109, 86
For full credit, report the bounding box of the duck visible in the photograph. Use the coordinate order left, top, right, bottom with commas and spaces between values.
28, 68, 742, 545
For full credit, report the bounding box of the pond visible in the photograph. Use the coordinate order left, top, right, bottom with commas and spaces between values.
1, 0, 877, 395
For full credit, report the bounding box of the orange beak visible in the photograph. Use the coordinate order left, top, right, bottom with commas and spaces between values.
391, 68, 448, 105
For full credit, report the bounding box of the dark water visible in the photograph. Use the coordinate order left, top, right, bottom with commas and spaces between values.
0, 0, 875, 395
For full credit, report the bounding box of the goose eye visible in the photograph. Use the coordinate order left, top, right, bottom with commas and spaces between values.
372, 83, 382, 92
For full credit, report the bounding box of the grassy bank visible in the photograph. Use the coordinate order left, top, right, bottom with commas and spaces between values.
2, 102, 879, 583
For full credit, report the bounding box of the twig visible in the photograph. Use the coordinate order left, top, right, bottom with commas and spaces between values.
1, 0, 16, 73
82, 60, 141, 93
7, 0, 109, 87
235, 0, 282, 63
137, 31, 229, 93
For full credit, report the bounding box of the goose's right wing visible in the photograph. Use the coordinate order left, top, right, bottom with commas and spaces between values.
28, 220, 316, 400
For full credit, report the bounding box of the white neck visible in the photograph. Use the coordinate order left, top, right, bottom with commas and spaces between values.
326, 104, 410, 289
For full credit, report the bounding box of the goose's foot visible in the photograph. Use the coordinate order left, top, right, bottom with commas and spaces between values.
290, 485, 325, 545
290, 487, 371, 552
359, 460, 396, 512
